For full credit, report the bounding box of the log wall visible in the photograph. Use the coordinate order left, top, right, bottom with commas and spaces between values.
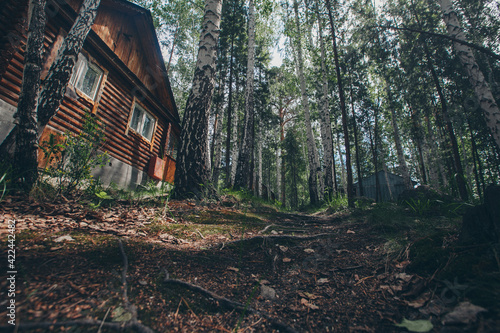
0, 0, 179, 181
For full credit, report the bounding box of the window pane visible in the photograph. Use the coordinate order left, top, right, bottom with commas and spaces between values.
142, 114, 155, 141
130, 107, 143, 131
79, 64, 102, 99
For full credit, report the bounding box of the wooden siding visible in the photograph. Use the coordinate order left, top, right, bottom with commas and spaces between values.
0, 1, 178, 177
0, 0, 28, 79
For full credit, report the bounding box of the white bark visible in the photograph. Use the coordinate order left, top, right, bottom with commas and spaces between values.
317, 22, 335, 196
234, 0, 256, 189
389, 106, 412, 190
438, 0, 500, 149
174, 0, 223, 198
292, 0, 322, 204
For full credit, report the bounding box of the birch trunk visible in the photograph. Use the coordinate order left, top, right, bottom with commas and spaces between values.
211, 87, 225, 187
293, 0, 321, 205
230, 88, 239, 185
388, 102, 412, 190
1, 0, 101, 158
37, 0, 101, 130
438, 0, 500, 149
174, 0, 223, 198
13, 0, 47, 190
255, 125, 262, 197
234, 0, 255, 189
225, 38, 235, 187
317, 13, 335, 199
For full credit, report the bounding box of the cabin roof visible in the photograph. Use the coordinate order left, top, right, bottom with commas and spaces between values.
60, 0, 181, 130
101, 0, 181, 126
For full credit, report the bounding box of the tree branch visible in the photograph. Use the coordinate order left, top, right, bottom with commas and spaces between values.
374, 25, 500, 61
163, 278, 298, 333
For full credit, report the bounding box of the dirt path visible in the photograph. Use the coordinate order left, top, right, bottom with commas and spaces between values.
0, 197, 497, 332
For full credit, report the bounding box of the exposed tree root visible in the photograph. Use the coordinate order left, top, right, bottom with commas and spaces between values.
223, 232, 335, 247
163, 278, 299, 333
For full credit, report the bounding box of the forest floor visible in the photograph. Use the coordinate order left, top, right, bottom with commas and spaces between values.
0, 194, 499, 332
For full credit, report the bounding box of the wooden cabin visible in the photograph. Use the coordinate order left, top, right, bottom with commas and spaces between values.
0, 0, 180, 189
354, 170, 414, 202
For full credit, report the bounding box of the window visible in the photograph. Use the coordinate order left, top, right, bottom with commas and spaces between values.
166, 132, 178, 159
69, 54, 104, 100
129, 103, 156, 142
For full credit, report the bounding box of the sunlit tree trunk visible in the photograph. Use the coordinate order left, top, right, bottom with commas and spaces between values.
225, 35, 235, 187
292, 0, 321, 205
438, 0, 500, 150
234, 0, 255, 190
316, 11, 335, 199
174, 0, 223, 198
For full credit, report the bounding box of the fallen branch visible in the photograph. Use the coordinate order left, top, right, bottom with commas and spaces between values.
163, 278, 298, 333
224, 233, 335, 247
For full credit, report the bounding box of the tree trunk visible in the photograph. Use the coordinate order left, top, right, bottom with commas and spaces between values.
421, 35, 468, 200
37, 0, 102, 131
225, 37, 234, 187
349, 75, 363, 196
467, 118, 482, 200
316, 10, 335, 200
13, 0, 47, 190
174, 0, 223, 199
438, 0, 500, 150
211, 72, 226, 188
1, 0, 102, 161
410, 106, 427, 184
234, 0, 255, 190
387, 93, 412, 190
292, 0, 321, 205
229, 81, 239, 185
325, 0, 354, 207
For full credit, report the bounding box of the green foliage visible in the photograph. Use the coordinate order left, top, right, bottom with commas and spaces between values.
39, 112, 109, 197
404, 198, 432, 216
324, 194, 349, 212
395, 318, 433, 332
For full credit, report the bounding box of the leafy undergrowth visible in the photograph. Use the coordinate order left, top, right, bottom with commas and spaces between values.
0, 195, 499, 332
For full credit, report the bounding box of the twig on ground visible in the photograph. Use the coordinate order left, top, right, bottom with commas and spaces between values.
163, 278, 298, 333
258, 224, 277, 234
0, 239, 155, 333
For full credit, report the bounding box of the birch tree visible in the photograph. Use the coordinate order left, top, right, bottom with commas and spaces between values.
325, 0, 354, 207
174, 0, 223, 198
234, 0, 256, 189
1, 0, 102, 191
315, 1, 336, 199
438, 0, 500, 150
292, 0, 322, 205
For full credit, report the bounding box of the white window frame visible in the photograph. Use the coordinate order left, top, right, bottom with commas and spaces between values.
69, 53, 104, 101
127, 101, 157, 143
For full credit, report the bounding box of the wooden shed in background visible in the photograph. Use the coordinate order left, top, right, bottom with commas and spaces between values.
0, 0, 180, 188
354, 170, 414, 202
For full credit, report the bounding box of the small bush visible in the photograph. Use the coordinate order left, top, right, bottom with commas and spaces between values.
39, 112, 109, 197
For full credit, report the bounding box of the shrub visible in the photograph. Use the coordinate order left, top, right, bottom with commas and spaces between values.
39, 112, 109, 197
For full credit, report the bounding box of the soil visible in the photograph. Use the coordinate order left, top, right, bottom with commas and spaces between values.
0, 195, 498, 332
